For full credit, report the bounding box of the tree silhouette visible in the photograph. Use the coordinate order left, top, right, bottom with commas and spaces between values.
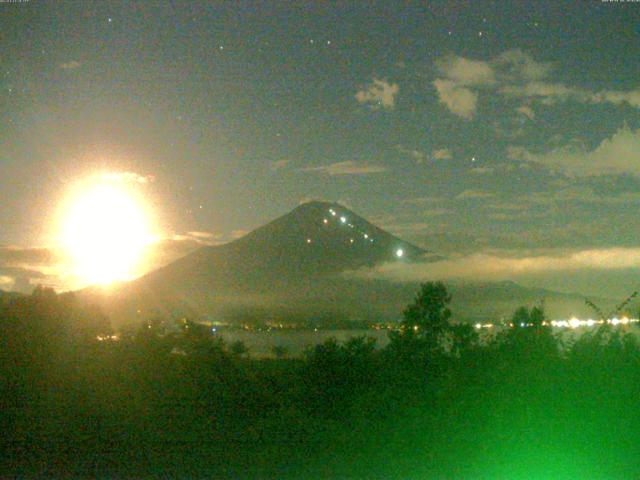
389, 281, 454, 365
450, 322, 479, 357
529, 305, 545, 328
511, 306, 530, 327
402, 281, 452, 341
503, 304, 557, 362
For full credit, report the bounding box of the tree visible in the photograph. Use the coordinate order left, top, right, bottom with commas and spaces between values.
511, 306, 530, 327
388, 282, 454, 364
510, 304, 544, 328
402, 281, 452, 342
503, 304, 558, 361
450, 322, 479, 358
529, 305, 545, 328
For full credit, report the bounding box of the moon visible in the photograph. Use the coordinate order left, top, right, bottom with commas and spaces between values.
59, 178, 155, 286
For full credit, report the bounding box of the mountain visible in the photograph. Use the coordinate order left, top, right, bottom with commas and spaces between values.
145, 200, 432, 289
84, 201, 615, 325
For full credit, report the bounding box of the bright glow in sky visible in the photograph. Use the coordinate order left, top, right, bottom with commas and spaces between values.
58, 178, 156, 286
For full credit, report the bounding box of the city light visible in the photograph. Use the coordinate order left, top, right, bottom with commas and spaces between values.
569, 317, 581, 329
396, 248, 404, 258
476, 317, 640, 330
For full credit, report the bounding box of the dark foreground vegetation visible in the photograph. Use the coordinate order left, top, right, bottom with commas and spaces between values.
2, 284, 640, 479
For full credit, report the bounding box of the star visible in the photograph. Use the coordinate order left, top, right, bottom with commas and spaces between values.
108, 17, 112, 23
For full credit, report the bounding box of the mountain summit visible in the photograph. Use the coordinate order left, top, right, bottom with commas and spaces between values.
142, 201, 430, 291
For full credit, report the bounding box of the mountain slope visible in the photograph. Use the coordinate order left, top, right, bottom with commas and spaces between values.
141, 201, 433, 292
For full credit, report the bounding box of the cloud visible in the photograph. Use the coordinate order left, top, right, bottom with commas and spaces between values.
435, 55, 496, 86
383, 216, 450, 234
432, 50, 544, 119
0, 247, 57, 285
355, 78, 399, 110
495, 49, 553, 81
594, 90, 640, 109
0, 246, 57, 265
456, 189, 494, 200
470, 166, 495, 175
186, 231, 219, 240
271, 159, 290, 171
433, 79, 478, 119
401, 196, 447, 206
500, 82, 590, 103
395, 145, 427, 163
301, 160, 387, 176
433, 49, 639, 123
508, 126, 640, 177
353, 247, 640, 283
0, 246, 60, 293
59, 60, 81, 70
432, 148, 452, 160
230, 229, 249, 240
100, 171, 154, 184
501, 82, 640, 109
396, 145, 452, 163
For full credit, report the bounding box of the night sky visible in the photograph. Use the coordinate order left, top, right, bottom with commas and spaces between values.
1, 0, 639, 294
